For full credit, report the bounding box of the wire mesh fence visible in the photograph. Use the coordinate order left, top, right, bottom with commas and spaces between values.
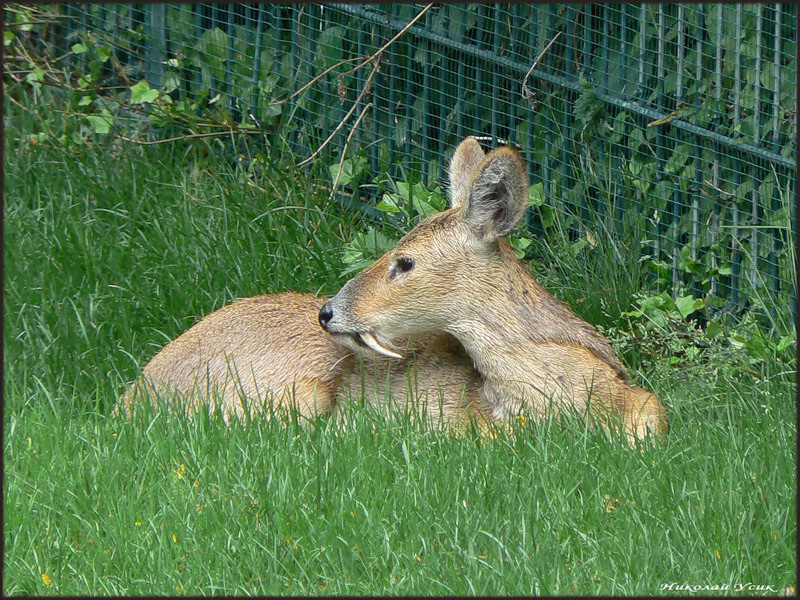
43, 3, 797, 315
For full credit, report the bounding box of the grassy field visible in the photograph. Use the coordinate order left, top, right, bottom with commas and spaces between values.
4, 103, 796, 595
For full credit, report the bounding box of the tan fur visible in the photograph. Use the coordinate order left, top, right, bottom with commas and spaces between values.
119, 294, 492, 432
118, 294, 349, 420
323, 137, 669, 442
335, 332, 492, 434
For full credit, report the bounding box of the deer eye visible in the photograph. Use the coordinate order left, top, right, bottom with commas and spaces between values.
389, 256, 415, 279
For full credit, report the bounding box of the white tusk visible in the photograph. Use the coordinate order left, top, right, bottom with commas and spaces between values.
360, 332, 403, 359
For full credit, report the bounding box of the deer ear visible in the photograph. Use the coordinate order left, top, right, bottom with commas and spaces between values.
448, 137, 485, 210
461, 147, 529, 242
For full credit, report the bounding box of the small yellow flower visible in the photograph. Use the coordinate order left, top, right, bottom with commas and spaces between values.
135, 520, 142, 527
604, 494, 621, 513
174, 464, 187, 481
41, 573, 52, 586
172, 533, 178, 544
514, 415, 527, 427
714, 549, 722, 559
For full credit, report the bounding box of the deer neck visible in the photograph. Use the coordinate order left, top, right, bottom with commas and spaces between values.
447, 242, 627, 392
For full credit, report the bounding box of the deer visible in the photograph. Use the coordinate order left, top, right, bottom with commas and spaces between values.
118, 294, 492, 434
319, 137, 668, 442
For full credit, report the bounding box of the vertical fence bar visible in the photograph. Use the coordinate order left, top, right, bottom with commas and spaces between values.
146, 3, 165, 89
226, 4, 236, 116
386, 4, 398, 175
710, 4, 723, 302
354, 10, 365, 165
602, 4, 610, 91
474, 4, 486, 141
524, 3, 538, 219
506, 3, 520, 147
596, 3, 609, 223
617, 3, 628, 228
636, 4, 647, 99
730, 5, 744, 310
561, 5, 575, 207
420, 9, 432, 185
770, 4, 784, 305
653, 4, 667, 269
690, 5, 705, 301
249, 4, 264, 124
193, 4, 205, 99
750, 5, 764, 295
455, 5, 466, 141
402, 30, 413, 178
370, 9, 382, 178
671, 4, 685, 293
490, 4, 501, 146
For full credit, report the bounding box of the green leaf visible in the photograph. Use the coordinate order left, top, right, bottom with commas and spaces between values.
77, 95, 93, 107
85, 112, 113, 134
162, 71, 181, 94
71, 43, 88, 55
4, 31, 15, 47
705, 322, 722, 339
315, 26, 344, 69
508, 235, 532, 259
538, 205, 555, 229
25, 65, 44, 85
412, 196, 438, 219
130, 81, 159, 104
328, 156, 366, 187
97, 46, 111, 63
375, 194, 401, 214
260, 101, 281, 117
528, 182, 545, 207
675, 295, 703, 319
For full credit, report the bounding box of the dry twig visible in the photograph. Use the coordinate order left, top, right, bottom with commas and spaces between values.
521, 31, 562, 110
296, 57, 380, 168
120, 128, 262, 146
328, 102, 373, 202
341, 3, 433, 77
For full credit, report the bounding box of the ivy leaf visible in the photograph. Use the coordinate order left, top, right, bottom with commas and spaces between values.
375, 194, 401, 214
162, 71, 180, 94
77, 95, 93, 107
71, 43, 88, 55
329, 156, 366, 187
25, 65, 44, 85
130, 81, 159, 104
508, 235, 532, 258
675, 295, 703, 319
97, 46, 111, 63
528, 182, 545, 207
86, 112, 114, 134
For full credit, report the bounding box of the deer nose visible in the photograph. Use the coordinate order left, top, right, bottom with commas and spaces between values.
319, 301, 334, 331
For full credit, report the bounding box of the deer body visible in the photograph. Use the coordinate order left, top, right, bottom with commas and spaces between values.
320, 137, 668, 441
120, 294, 491, 431
123, 137, 667, 442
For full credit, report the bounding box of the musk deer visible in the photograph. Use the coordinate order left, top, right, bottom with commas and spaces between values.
319, 137, 668, 442
119, 294, 492, 432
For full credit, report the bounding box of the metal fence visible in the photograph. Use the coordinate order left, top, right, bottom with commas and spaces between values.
54, 3, 796, 314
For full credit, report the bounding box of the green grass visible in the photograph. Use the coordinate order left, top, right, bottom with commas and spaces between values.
4, 102, 796, 595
